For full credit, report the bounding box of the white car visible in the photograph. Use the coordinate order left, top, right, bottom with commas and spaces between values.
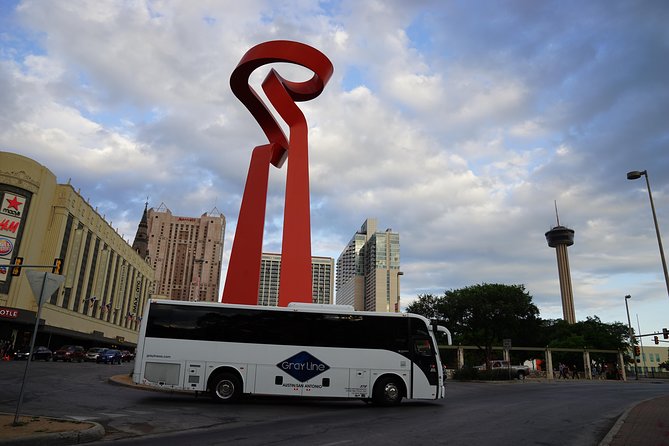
85, 347, 106, 362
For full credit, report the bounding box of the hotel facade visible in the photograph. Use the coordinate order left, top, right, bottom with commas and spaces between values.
133, 204, 225, 302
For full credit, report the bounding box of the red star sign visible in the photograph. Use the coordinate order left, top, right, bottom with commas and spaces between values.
6, 196, 23, 210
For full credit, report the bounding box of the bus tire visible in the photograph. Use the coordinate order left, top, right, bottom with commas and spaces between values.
372, 376, 403, 406
210, 372, 242, 403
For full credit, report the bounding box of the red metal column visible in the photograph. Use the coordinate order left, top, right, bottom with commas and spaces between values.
221, 144, 274, 305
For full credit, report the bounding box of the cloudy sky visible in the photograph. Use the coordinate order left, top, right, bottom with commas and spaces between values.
1, 1, 668, 334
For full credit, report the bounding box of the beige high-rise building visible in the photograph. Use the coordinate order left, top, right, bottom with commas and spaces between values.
134, 204, 225, 302
0, 151, 153, 350
258, 253, 334, 306
336, 218, 401, 312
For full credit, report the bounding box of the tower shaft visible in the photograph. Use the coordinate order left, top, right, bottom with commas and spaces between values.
545, 225, 576, 324
555, 244, 576, 324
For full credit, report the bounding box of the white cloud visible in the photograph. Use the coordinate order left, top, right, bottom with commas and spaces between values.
1, 0, 668, 333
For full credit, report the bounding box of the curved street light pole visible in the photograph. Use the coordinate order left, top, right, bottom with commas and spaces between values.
627, 170, 669, 300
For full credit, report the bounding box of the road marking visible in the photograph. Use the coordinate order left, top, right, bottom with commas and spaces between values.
68, 412, 127, 421
68, 416, 96, 421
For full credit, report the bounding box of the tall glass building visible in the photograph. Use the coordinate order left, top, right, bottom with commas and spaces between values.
336, 219, 401, 312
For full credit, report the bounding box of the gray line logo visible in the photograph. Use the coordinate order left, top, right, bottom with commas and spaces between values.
277, 351, 330, 382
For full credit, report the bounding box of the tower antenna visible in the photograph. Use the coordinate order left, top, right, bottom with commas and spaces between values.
554, 200, 560, 227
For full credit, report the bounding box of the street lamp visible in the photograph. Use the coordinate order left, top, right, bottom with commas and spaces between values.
624, 294, 638, 380
627, 170, 669, 300
395, 271, 404, 313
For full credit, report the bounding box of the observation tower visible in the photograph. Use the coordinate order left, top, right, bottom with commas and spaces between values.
545, 210, 576, 324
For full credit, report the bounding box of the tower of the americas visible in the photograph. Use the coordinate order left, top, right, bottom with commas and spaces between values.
545, 205, 576, 324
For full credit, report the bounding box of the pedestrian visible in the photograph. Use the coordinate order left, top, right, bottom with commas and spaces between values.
571, 365, 579, 379
559, 362, 565, 379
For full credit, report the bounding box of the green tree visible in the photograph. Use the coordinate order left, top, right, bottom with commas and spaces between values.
407, 283, 541, 365
405, 293, 442, 319
539, 317, 628, 349
539, 317, 629, 367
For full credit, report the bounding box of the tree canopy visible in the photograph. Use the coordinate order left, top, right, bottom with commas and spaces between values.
406, 283, 541, 362
406, 284, 629, 366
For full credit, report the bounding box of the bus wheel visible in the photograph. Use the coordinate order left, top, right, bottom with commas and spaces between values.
372, 376, 403, 406
210, 373, 241, 403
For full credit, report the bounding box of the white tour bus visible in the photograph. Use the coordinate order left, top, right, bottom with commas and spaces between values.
133, 299, 451, 405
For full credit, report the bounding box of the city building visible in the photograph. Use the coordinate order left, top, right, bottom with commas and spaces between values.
627, 344, 669, 376
0, 151, 153, 350
134, 203, 225, 302
336, 218, 401, 312
258, 253, 334, 306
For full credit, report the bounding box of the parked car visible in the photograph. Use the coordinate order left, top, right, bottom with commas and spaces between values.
96, 349, 122, 364
13, 346, 53, 361
85, 347, 106, 362
31, 346, 53, 361
13, 347, 31, 360
53, 345, 85, 362
475, 360, 530, 379
120, 350, 134, 362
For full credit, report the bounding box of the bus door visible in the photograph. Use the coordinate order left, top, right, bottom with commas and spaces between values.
411, 337, 439, 398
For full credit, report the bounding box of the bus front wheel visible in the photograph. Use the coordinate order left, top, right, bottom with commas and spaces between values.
210, 372, 241, 403
372, 376, 403, 406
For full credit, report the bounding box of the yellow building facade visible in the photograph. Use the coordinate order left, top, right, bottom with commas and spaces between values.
0, 152, 153, 350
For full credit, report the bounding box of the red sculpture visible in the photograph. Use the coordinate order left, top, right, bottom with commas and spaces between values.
222, 41, 333, 306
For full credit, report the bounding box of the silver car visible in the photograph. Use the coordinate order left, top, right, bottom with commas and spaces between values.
85, 347, 106, 362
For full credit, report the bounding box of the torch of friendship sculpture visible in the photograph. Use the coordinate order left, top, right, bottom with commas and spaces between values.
222, 41, 333, 306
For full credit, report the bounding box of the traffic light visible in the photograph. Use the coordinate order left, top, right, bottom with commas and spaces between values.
11, 257, 23, 276
634, 346, 641, 356
654, 336, 660, 345
52, 258, 63, 274
664, 328, 669, 340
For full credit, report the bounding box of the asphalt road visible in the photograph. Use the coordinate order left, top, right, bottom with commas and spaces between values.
1, 360, 668, 445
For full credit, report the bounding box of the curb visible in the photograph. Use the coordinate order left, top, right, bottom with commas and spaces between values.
108, 374, 195, 395
0, 417, 104, 446
598, 403, 634, 446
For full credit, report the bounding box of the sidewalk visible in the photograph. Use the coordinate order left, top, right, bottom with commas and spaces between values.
0, 374, 182, 446
600, 394, 669, 446
0, 413, 103, 445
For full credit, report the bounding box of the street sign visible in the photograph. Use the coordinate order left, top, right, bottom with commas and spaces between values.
26, 271, 65, 306
15, 270, 65, 425
503, 339, 512, 349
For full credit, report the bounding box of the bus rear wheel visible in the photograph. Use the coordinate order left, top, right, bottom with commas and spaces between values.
372, 376, 403, 406
210, 372, 241, 403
